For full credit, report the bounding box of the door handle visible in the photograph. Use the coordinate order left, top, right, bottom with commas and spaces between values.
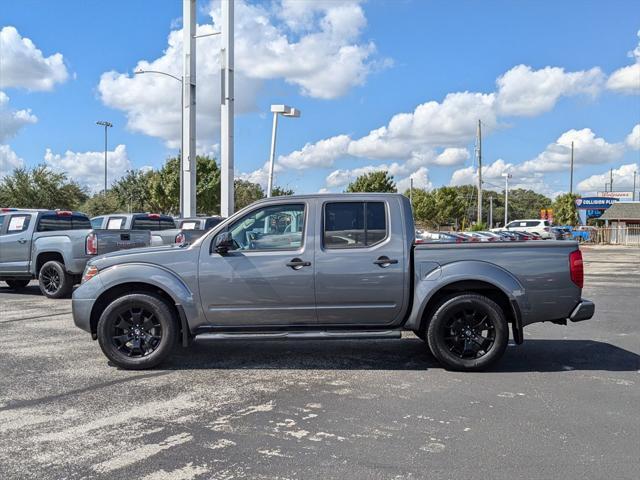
17, 238, 27, 244
286, 258, 311, 270
373, 256, 398, 267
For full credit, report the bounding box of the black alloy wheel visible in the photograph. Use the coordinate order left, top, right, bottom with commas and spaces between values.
97, 293, 178, 370
38, 260, 73, 298
427, 293, 508, 371
110, 306, 163, 358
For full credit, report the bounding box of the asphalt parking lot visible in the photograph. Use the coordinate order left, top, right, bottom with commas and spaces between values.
0, 245, 638, 480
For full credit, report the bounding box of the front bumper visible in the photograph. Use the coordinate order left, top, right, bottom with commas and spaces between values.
568, 299, 595, 322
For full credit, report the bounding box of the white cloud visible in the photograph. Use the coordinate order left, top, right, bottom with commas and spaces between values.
0, 144, 24, 178
98, 0, 384, 148
495, 65, 604, 116
397, 166, 432, 193
44, 144, 132, 193
0, 26, 69, 91
449, 158, 514, 187
607, 30, 640, 95
434, 147, 470, 166
576, 163, 640, 193
517, 128, 624, 174
278, 134, 351, 169
626, 124, 640, 150
0, 91, 38, 142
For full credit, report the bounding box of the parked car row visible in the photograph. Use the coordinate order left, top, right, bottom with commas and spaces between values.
417, 229, 544, 244
0, 207, 224, 298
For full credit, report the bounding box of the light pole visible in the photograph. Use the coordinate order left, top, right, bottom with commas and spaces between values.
502, 172, 512, 227
96, 121, 113, 193
267, 104, 301, 197
134, 69, 184, 214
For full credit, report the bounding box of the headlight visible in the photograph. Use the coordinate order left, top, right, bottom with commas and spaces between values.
82, 265, 99, 283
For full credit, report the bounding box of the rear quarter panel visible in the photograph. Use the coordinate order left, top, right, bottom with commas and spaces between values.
31, 230, 92, 274
408, 241, 581, 328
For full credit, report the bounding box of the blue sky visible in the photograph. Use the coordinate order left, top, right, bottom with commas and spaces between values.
1, 0, 639, 198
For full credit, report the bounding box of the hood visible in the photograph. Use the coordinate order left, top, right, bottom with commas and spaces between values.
89, 243, 194, 268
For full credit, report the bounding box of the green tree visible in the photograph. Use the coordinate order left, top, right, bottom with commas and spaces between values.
234, 179, 264, 210
79, 192, 122, 217
408, 188, 437, 228
109, 170, 155, 213
148, 155, 221, 215
0, 165, 88, 210
552, 193, 580, 225
433, 187, 467, 228
272, 186, 294, 196
346, 171, 397, 193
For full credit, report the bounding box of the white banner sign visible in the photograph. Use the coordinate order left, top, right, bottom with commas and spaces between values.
597, 191, 634, 200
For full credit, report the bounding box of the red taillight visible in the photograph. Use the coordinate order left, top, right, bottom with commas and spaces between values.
175, 232, 186, 244
569, 250, 584, 288
86, 232, 98, 255
57, 210, 72, 216
1, 207, 17, 212
148, 213, 161, 219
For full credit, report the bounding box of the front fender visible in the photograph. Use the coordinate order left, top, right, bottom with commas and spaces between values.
89, 262, 201, 330
404, 260, 528, 331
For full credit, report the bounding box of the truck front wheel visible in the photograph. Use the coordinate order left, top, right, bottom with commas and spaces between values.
97, 293, 178, 370
38, 261, 73, 299
426, 293, 508, 371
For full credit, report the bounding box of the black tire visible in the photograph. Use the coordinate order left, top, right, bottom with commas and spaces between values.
97, 293, 178, 370
38, 261, 73, 299
6, 279, 30, 290
426, 293, 508, 371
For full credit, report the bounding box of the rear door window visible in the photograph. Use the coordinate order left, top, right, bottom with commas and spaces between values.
131, 216, 176, 230
323, 201, 387, 249
6, 215, 30, 233
91, 217, 104, 229
205, 218, 223, 230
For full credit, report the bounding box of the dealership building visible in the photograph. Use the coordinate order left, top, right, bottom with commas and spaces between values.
599, 202, 640, 227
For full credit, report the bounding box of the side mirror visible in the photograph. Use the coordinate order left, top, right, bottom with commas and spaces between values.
214, 231, 235, 254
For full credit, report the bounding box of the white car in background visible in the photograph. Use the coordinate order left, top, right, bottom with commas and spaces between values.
504, 219, 553, 239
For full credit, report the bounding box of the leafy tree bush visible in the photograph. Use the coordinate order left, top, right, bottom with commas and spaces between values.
347, 171, 397, 193
0, 165, 88, 210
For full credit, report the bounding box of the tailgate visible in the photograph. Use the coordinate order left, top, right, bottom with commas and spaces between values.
95, 230, 151, 254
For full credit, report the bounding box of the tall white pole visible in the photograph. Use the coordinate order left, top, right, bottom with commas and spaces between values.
182, 0, 196, 217
220, 0, 234, 216
267, 112, 279, 197
476, 120, 482, 224
504, 175, 510, 227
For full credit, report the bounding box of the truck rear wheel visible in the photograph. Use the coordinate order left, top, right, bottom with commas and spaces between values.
38, 261, 73, 299
6, 279, 30, 290
97, 293, 178, 370
426, 293, 508, 371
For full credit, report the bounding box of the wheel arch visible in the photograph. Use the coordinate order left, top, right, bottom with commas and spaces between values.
35, 251, 65, 275
416, 278, 524, 345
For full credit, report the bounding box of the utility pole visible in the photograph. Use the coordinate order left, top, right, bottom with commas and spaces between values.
569, 141, 574, 194
610, 168, 614, 192
476, 120, 482, 225
502, 173, 512, 227
220, 0, 234, 217
489, 196, 494, 229
409, 177, 414, 205
96, 121, 112, 194
182, 0, 196, 217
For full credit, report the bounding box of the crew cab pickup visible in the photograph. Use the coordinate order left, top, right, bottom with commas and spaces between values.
0, 210, 150, 298
90, 213, 178, 246
72, 194, 594, 371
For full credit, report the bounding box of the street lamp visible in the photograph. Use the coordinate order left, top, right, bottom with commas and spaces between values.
96, 121, 113, 193
502, 172, 512, 227
267, 104, 301, 197
134, 69, 184, 214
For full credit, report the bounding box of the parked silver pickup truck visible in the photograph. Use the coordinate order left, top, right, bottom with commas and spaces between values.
72, 194, 594, 371
0, 209, 150, 298
90, 213, 178, 246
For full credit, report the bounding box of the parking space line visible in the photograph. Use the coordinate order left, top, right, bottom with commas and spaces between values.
0, 311, 72, 324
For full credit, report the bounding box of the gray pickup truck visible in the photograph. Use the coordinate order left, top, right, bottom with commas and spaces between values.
0, 209, 150, 298
90, 213, 178, 246
72, 194, 594, 371
174, 216, 225, 245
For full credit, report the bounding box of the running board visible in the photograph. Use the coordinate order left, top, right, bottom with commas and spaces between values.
195, 330, 402, 341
